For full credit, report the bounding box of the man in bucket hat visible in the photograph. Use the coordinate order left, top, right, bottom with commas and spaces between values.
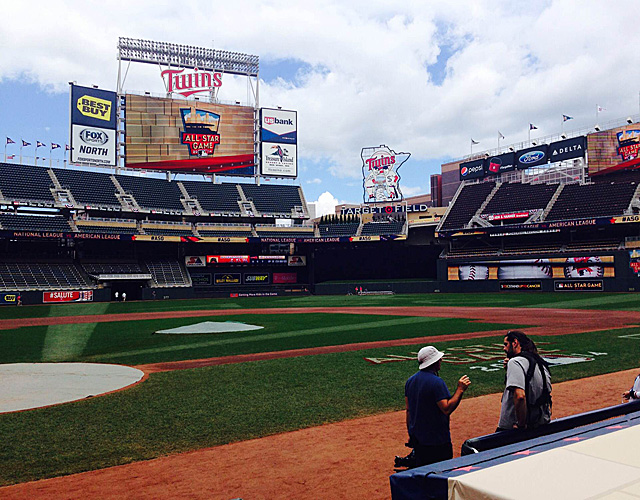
404, 346, 471, 467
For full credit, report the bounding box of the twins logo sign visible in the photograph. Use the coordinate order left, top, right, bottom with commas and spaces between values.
362, 145, 410, 203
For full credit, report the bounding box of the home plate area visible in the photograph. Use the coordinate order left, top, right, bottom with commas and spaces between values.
154, 321, 264, 335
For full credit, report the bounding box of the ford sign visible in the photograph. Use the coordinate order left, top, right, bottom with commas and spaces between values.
519, 150, 545, 164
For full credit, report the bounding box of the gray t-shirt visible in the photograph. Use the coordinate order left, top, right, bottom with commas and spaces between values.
498, 355, 551, 429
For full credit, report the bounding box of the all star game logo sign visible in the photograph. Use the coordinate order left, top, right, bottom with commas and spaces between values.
361, 145, 410, 203
180, 106, 221, 156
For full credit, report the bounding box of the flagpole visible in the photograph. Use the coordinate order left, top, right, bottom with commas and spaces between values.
20, 143, 22, 164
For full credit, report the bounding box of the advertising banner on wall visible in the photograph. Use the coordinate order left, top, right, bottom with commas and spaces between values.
548, 136, 586, 163
214, 273, 241, 285
515, 145, 549, 169
43, 291, 94, 303
260, 142, 297, 177
486, 152, 516, 175
260, 108, 297, 144
185, 256, 207, 267
70, 84, 118, 166
0, 292, 19, 305
71, 125, 117, 166
459, 158, 486, 181
124, 94, 255, 175
244, 273, 269, 284
273, 272, 297, 284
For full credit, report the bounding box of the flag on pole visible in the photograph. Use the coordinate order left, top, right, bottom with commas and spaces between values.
6, 155, 15, 160
51, 143, 61, 150
471, 138, 479, 145
597, 105, 606, 113
65, 144, 71, 151
529, 124, 538, 130
563, 115, 573, 122
498, 131, 505, 139
22, 140, 31, 147
6, 137, 15, 145
36, 141, 46, 148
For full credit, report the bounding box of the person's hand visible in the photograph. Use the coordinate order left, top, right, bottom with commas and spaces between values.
623, 391, 632, 400
458, 375, 471, 392
503, 357, 509, 369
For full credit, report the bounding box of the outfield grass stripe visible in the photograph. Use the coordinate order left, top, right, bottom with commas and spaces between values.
86, 316, 444, 361
41, 323, 99, 362
41, 303, 109, 362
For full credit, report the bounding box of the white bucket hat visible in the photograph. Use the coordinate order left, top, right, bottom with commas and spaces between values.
418, 346, 444, 370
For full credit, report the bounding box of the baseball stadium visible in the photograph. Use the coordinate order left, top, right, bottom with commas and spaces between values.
3, 38, 640, 499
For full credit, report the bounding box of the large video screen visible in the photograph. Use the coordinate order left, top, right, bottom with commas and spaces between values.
124, 94, 255, 176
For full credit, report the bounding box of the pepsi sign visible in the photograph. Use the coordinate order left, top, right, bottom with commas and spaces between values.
459, 158, 485, 180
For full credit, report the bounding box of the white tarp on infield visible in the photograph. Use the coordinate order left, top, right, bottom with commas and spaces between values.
448, 425, 640, 499
0, 363, 144, 413
155, 321, 264, 335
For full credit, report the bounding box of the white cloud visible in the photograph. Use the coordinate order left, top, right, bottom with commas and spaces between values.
401, 185, 423, 197
306, 178, 322, 184
312, 191, 339, 216
2, 0, 640, 188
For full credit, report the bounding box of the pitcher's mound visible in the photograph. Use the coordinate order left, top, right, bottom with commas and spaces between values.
0, 363, 144, 413
155, 321, 264, 335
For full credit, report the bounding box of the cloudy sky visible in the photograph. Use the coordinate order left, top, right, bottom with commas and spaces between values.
1, 1, 639, 215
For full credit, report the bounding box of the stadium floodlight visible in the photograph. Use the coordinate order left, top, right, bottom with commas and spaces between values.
594, 125, 601, 131
627, 117, 634, 124
561, 134, 567, 139
118, 37, 259, 77
508, 147, 514, 152
532, 141, 538, 146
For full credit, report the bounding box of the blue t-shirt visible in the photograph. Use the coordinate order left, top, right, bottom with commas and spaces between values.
405, 370, 452, 446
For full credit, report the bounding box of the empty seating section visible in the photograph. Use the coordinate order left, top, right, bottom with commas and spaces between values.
54, 169, 120, 207
82, 262, 144, 275
0, 262, 91, 290
440, 182, 496, 230
318, 223, 359, 236
0, 214, 71, 232
241, 184, 303, 214
116, 175, 184, 211
75, 219, 137, 234
255, 227, 315, 237
141, 223, 194, 236
180, 181, 241, 213
546, 182, 637, 221
197, 224, 252, 237
0, 163, 54, 202
143, 260, 190, 287
361, 221, 404, 235
482, 182, 557, 214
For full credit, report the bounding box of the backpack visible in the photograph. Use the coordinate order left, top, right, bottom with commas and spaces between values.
517, 351, 552, 426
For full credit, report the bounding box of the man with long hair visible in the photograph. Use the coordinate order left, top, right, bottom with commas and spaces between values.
497, 330, 552, 431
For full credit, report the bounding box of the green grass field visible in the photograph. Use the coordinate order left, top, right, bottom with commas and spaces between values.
1, 292, 640, 486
